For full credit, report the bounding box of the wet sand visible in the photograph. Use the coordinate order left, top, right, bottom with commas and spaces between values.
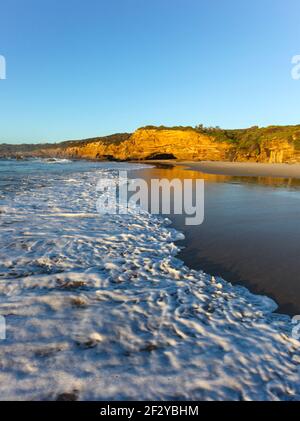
147, 160, 300, 179
135, 162, 300, 315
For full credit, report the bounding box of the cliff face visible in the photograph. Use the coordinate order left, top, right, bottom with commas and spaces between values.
37, 128, 299, 163
121, 129, 232, 160
2, 125, 300, 163
34, 129, 231, 161
233, 138, 297, 163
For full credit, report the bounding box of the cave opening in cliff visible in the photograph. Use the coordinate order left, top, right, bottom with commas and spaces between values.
145, 153, 177, 160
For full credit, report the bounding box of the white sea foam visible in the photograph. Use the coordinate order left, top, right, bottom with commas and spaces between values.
43, 158, 73, 163
0, 163, 299, 401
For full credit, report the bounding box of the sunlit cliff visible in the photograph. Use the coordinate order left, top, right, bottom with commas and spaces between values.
2, 125, 300, 163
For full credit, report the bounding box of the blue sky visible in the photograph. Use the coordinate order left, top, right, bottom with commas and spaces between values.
0, 0, 300, 143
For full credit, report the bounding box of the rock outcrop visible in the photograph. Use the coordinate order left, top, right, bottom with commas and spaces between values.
30, 129, 231, 161
2, 125, 300, 163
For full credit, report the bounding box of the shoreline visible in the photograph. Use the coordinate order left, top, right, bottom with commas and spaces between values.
1, 158, 300, 399
134, 162, 300, 316
8, 157, 300, 179
145, 160, 300, 179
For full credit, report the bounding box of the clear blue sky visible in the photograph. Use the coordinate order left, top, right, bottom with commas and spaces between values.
0, 0, 300, 143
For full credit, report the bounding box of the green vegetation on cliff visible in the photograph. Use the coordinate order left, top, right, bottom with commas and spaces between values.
140, 124, 300, 149
137, 124, 300, 162
1, 124, 300, 163
0, 133, 131, 156
196, 124, 300, 147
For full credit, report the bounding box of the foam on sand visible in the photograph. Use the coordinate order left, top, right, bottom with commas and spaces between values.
0, 163, 300, 400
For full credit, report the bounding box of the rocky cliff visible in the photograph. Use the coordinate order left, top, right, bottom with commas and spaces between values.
41, 129, 230, 161
2, 125, 300, 163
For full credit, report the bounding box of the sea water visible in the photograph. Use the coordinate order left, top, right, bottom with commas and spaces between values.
0, 158, 299, 400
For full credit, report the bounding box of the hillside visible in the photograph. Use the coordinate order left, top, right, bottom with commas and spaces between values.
2, 125, 300, 163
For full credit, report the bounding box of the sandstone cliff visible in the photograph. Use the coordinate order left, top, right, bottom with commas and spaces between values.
42, 129, 230, 161
2, 125, 300, 163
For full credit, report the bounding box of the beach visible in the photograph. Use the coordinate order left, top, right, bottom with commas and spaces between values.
149, 160, 300, 179
0, 159, 300, 400
136, 161, 300, 315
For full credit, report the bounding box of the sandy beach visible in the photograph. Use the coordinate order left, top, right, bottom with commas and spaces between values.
176, 161, 300, 179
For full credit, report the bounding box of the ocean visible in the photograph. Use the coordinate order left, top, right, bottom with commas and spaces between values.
0, 158, 300, 400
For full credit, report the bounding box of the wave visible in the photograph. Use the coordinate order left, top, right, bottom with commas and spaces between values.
40, 158, 73, 164
0, 163, 299, 400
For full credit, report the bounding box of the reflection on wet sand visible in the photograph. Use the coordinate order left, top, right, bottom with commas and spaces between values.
135, 164, 300, 315
142, 162, 300, 188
